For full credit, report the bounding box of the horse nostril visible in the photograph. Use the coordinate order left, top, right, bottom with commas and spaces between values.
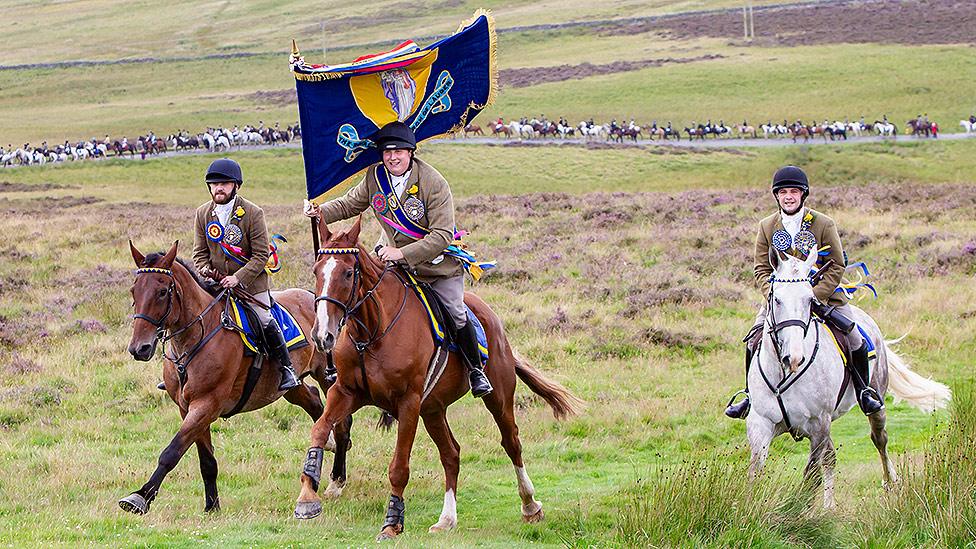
781, 355, 791, 367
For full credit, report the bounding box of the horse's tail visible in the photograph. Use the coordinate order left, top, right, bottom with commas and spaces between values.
513, 350, 584, 420
883, 340, 951, 413
376, 411, 396, 431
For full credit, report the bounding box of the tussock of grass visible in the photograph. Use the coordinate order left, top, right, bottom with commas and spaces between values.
861, 389, 976, 547
613, 461, 847, 547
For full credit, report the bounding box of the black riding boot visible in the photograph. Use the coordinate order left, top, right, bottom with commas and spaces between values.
458, 321, 492, 398
264, 319, 300, 391
849, 344, 884, 415
725, 345, 753, 419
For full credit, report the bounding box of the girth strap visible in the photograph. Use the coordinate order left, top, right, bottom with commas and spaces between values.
221, 354, 264, 419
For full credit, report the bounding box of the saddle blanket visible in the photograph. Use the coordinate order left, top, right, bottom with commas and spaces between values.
823, 322, 877, 381
228, 296, 308, 355
406, 274, 489, 365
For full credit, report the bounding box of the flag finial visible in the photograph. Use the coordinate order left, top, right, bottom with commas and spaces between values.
291, 39, 300, 57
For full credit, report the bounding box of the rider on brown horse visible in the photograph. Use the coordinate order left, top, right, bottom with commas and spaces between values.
305, 121, 492, 398
725, 166, 885, 420
193, 158, 300, 391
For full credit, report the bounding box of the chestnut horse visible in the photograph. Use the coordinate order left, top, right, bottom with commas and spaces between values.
119, 241, 352, 515
294, 218, 582, 540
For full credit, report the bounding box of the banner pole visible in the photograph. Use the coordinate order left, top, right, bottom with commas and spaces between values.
310, 216, 320, 256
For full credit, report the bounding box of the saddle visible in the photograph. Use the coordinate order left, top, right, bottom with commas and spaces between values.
224, 295, 308, 357
401, 270, 488, 366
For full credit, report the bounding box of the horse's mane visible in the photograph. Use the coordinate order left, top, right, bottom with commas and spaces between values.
142, 252, 220, 296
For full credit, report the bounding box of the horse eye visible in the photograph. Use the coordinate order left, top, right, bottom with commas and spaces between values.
344, 269, 353, 279
157, 288, 167, 299
773, 297, 782, 306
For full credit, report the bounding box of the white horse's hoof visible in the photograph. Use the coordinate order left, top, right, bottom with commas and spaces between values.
428, 518, 456, 533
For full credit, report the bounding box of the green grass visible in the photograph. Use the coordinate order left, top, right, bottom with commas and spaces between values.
0, 0, 811, 65
0, 139, 972, 546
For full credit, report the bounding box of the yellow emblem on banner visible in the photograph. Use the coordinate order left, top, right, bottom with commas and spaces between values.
349, 49, 439, 128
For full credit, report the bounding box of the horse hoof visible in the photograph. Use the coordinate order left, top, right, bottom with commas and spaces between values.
428, 519, 456, 533
376, 526, 401, 541
322, 479, 345, 500
118, 493, 149, 515
204, 498, 221, 513
294, 500, 322, 520
522, 505, 544, 523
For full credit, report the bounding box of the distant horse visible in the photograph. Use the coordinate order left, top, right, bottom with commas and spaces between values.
738, 124, 757, 138
873, 121, 897, 138
491, 123, 513, 138
684, 126, 705, 140
960, 120, 976, 135
907, 118, 933, 138
789, 125, 811, 143
747, 249, 951, 508
294, 219, 582, 540
119, 241, 353, 515
112, 140, 137, 157
462, 123, 483, 137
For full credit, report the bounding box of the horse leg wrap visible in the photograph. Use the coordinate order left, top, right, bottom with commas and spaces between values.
303, 447, 324, 492
382, 494, 405, 532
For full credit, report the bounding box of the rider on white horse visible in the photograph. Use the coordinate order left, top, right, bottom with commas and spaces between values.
726, 166, 885, 420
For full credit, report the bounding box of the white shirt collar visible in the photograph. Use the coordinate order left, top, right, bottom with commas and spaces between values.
214, 198, 235, 227
390, 169, 411, 197
780, 207, 805, 238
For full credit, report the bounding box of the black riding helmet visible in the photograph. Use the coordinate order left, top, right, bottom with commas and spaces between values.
771, 165, 809, 199
373, 121, 417, 150
205, 158, 243, 185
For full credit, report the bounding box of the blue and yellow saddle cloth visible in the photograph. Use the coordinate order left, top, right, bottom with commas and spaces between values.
228, 296, 308, 355
405, 273, 488, 365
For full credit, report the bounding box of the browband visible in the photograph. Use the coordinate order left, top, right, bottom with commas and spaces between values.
135, 267, 173, 276
317, 247, 360, 256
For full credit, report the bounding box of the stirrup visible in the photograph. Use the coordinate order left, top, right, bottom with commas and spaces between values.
858, 388, 884, 415
725, 390, 750, 419
469, 370, 493, 398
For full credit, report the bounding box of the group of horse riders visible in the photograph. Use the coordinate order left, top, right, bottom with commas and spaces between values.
191, 120, 884, 419
192, 121, 493, 398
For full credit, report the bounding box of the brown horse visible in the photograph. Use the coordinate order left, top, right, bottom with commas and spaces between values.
462, 123, 483, 137
294, 218, 582, 540
119, 240, 352, 515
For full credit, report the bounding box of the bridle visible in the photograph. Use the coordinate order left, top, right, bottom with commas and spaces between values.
313, 247, 409, 401
132, 266, 228, 385
313, 247, 408, 353
757, 274, 824, 437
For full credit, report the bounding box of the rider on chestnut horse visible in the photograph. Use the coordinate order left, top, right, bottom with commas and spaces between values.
725, 166, 885, 420
193, 158, 300, 391
305, 121, 492, 397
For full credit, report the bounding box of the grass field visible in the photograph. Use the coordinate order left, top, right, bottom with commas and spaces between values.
0, 139, 973, 546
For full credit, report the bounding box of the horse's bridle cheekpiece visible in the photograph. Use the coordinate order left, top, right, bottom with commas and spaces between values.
133, 268, 176, 330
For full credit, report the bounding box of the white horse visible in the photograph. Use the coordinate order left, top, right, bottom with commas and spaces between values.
874, 121, 896, 137
747, 249, 951, 508
960, 120, 975, 135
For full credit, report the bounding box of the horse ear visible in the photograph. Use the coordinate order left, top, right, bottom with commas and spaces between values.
768, 247, 779, 269
129, 240, 146, 266
348, 215, 363, 243
317, 217, 332, 245
160, 240, 179, 268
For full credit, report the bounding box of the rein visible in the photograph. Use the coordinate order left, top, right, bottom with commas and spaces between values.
314, 247, 410, 400
133, 267, 228, 386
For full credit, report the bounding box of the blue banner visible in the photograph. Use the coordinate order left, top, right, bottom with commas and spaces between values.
291, 11, 497, 201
